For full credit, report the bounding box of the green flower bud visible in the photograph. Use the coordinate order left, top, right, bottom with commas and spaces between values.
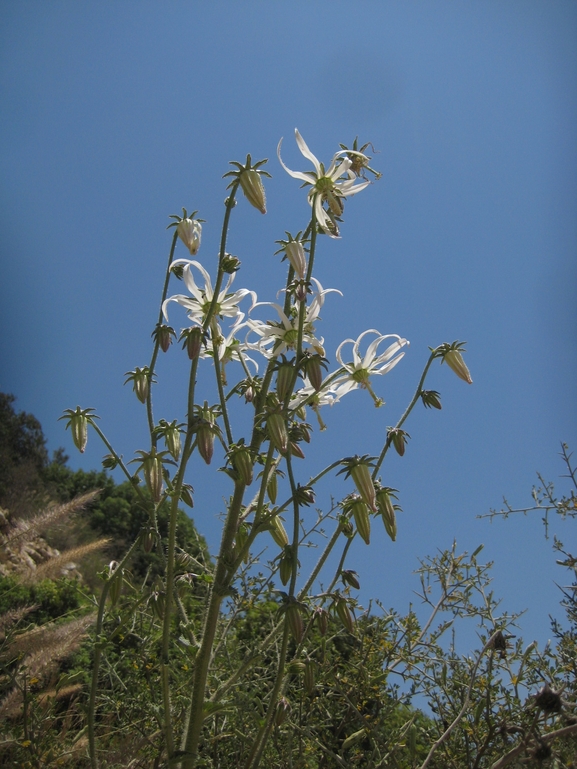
196, 422, 215, 465
269, 514, 289, 548
101, 453, 118, 470
239, 168, 267, 214
231, 445, 253, 486
388, 428, 410, 457
302, 352, 327, 392
144, 452, 164, 503
421, 390, 442, 409
107, 561, 123, 606
376, 487, 398, 542
59, 406, 98, 454
180, 483, 194, 508
335, 596, 354, 634
341, 570, 360, 590
152, 589, 166, 621
267, 412, 288, 454
141, 528, 156, 554
124, 367, 153, 404
275, 356, 296, 402
279, 546, 294, 586
275, 696, 290, 726
152, 324, 175, 353
285, 602, 304, 643
435, 341, 473, 384
267, 470, 278, 504
338, 455, 377, 511
339, 517, 354, 539
235, 522, 250, 564
154, 419, 183, 461
351, 497, 371, 545
180, 327, 204, 360
295, 484, 315, 506
288, 441, 305, 460
193, 402, 221, 465
314, 607, 329, 636
221, 253, 241, 273
444, 349, 473, 384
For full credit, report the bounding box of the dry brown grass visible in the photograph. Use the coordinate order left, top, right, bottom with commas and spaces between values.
0, 612, 95, 719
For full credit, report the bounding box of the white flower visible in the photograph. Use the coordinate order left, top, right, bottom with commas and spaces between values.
277, 129, 371, 237
163, 259, 256, 326
247, 278, 340, 358
332, 330, 409, 407
290, 377, 338, 431
177, 218, 202, 255
202, 320, 259, 386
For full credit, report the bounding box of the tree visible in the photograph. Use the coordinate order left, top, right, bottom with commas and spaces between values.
0, 393, 49, 515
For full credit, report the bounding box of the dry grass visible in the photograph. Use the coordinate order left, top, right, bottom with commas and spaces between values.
0, 604, 38, 641
0, 612, 95, 719
20, 538, 110, 583
1, 490, 101, 549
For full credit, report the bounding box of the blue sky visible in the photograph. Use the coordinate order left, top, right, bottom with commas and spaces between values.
1, 1, 576, 648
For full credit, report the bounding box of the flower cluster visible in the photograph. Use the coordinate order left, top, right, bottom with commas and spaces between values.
160, 133, 412, 423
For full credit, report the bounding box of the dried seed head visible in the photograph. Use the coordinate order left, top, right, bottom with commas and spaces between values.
535, 684, 562, 713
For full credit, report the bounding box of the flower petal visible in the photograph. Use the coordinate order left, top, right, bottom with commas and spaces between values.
294, 129, 322, 176
277, 138, 316, 183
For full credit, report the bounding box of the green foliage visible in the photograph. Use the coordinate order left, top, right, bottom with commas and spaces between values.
0, 393, 49, 515
0, 577, 83, 625
42, 454, 209, 581
0, 575, 83, 626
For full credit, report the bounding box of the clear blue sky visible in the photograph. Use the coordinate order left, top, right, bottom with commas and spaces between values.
1, 1, 576, 648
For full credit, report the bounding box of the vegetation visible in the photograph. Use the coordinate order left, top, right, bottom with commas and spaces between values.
1, 131, 575, 769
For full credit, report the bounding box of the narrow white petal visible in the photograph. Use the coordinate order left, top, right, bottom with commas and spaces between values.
182, 265, 206, 304
363, 335, 388, 368
336, 178, 371, 197
295, 129, 322, 176
373, 352, 406, 376
336, 338, 355, 367
277, 137, 316, 182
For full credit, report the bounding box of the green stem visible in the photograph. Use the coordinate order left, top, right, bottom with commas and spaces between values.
175, 187, 242, 765
327, 537, 353, 594
246, 454, 307, 769
296, 205, 317, 363
373, 351, 436, 479
148, 230, 179, 446
244, 622, 291, 769
298, 522, 342, 601
211, 321, 233, 446
88, 537, 139, 769
181, 481, 247, 767
90, 423, 147, 503
285, 454, 300, 596
160, 358, 199, 759
203, 188, 240, 448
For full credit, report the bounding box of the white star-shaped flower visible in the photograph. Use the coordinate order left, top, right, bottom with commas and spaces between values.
163, 259, 256, 326
332, 330, 409, 407
247, 278, 341, 358
277, 129, 371, 237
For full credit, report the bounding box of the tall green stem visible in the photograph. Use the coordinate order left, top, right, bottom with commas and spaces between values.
181, 481, 247, 767
373, 351, 436, 478
148, 229, 179, 446
88, 538, 139, 769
